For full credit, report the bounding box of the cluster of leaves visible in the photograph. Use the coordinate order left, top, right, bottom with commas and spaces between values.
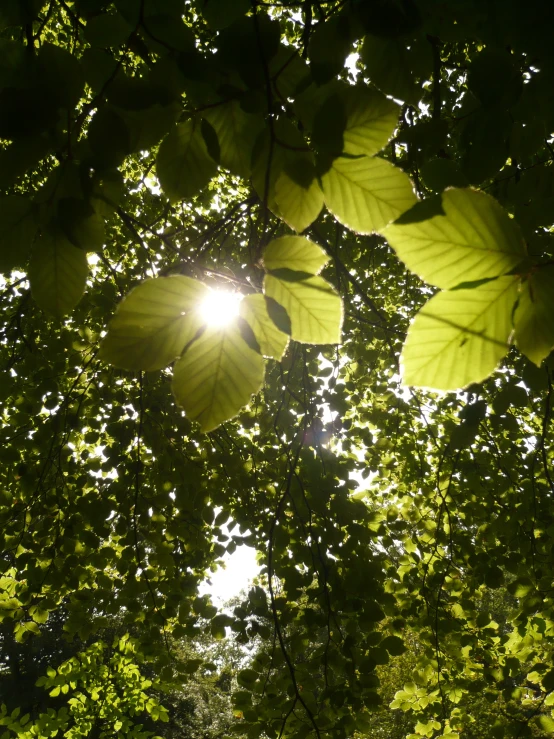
1, 0, 554, 738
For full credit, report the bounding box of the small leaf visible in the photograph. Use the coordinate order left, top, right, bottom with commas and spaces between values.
172, 322, 265, 432
383, 188, 527, 289
0, 196, 37, 274
341, 85, 400, 157
239, 294, 289, 360
264, 273, 342, 345
202, 101, 264, 178
514, 265, 554, 365
322, 155, 417, 234
275, 167, 324, 233
263, 236, 329, 275
380, 635, 406, 656
156, 120, 217, 202
100, 275, 209, 371
401, 276, 520, 390
29, 229, 88, 317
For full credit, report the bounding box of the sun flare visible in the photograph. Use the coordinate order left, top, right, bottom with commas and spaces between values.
200, 290, 243, 327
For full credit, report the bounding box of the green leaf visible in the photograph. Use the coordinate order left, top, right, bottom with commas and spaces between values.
322, 155, 417, 235
383, 188, 527, 289
539, 717, 554, 733
342, 85, 400, 157
420, 158, 469, 192
361, 35, 422, 105
216, 14, 280, 89
309, 11, 355, 85
87, 106, 131, 170
460, 109, 512, 185
100, 275, 209, 371
29, 229, 88, 318
401, 276, 520, 390
275, 166, 324, 233
263, 236, 329, 275
84, 11, 132, 47
202, 102, 264, 178
39, 43, 85, 111
119, 102, 180, 154
198, 0, 249, 30
0, 196, 37, 274
156, 120, 217, 203
172, 322, 265, 432
251, 118, 310, 214
264, 273, 342, 345
239, 294, 289, 360
380, 635, 407, 656
310, 83, 399, 159
57, 198, 105, 252
514, 266, 554, 365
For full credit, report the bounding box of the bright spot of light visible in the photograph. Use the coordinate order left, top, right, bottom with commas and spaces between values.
200, 290, 243, 327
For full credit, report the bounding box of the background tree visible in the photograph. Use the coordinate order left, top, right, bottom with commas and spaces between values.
0, 1, 554, 738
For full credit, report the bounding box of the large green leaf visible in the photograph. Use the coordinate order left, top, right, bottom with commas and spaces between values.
100, 275, 209, 371
239, 294, 289, 360
401, 276, 520, 390
322, 156, 417, 234
342, 86, 400, 157
0, 196, 37, 274
382, 188, 527, 289
263, 236, 329, 275
29, 229, 89, 318
172, 322, 265, 432
202, 101, 264, 178
514, 266, 554, 365
156, 120, 217, 203
264, 273, 342, 345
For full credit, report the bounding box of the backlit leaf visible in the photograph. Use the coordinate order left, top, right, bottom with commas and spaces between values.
239, 294, 289, 360
401, 276, 519, 390
263, 236, 329, 275
172, 322, 265, 432
156, 120, 217, 203
100, 275, 209, 371
322, 156, 417, 234
342, 86, 400, 157
29, 229, 88, 318
383, 188, 527, 289
514, 265, 554, 365
274, 168, 324, 233
264, 273, 342, 345
202, 101, 264, 178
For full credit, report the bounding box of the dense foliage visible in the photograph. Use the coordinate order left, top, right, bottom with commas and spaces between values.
1, 0, 554, 737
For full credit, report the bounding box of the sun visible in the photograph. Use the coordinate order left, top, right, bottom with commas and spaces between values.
200, 290, 243, 327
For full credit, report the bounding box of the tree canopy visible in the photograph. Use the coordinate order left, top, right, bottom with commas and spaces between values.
1, 0, 554, 737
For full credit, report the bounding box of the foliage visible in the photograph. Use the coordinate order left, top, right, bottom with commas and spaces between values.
1, 1, 554, 738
